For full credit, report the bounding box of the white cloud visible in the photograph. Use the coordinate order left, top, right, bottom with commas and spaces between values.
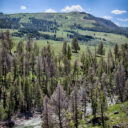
114, 22, 120, 26
20, 5, 27, 10
111, 9, 127, 14
117, 18, 128, 22
61, 5, 84, 12
45, 8, 56, 13
103, 16, 113, 20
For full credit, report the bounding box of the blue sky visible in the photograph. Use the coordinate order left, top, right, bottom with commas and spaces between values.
0, 0, 128, 27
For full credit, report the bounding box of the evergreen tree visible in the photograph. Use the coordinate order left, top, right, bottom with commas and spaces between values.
67, 44, 72, 60
115, 63, 126, 102
99, 73, 107, 128
42, 95, 53, 128
17, 41, 24, 55
71, 86, 81, 128
50, 84, 69, 128
114, 43, 119, 60
80, 87, 87, 118
73, 60, 79, 78
7, 87, 15, 119
62, 41, 67, 56
63, 57, 71, 75
5, 30, 14, 54
71, 37, 80, 53
37, 56, 42, 84
23, 77, 33, 111
97, 42, 105, 55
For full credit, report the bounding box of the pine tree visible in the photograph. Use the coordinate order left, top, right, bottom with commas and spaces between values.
12, 56, 18, 81
73, 60, 79, 78
62, 41, 67, 56
115, 63, 126, 102
90, 83, 98, 119
34, 81, 43, 109
88, 67, 98, 119
80, 87, 87, 118
100, 73, 107, 128
71, 86, 81, 128
67, 44, 72, 60
50, 84, 69, 128
63, 57, 71, 75
5, 30, 14, 54
7, 87, 15, 119
114, 43, 119, 60
17, 41, 24, 55
25, 56, 30, 76
23, 77, 32, 111
71, 37, 80, 53
34, 42, 39, 56
37, 56, 42, 84
42, 95, 53, 128
97, 42, 105, 55
26, 36, 33, 55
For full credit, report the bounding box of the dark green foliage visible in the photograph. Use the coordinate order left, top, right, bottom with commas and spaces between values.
13, 28, 64, 41
22, 17, 58, 32
97, 42, 105, 55
66, 30, 94, 42
63, 56, 71, 75
73, 60, 79, 78
0, 14, 20, 29
62, 41, 67, 56
67, 44, 72, 60
114, 43, 119, 60
62, 41, 72, 60
71, 37, 80, 53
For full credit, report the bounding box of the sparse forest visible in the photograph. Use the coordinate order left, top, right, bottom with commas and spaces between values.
0, 30, 128, 128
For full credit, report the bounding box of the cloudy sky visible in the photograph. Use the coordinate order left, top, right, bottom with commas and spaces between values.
0, 0, 128, 27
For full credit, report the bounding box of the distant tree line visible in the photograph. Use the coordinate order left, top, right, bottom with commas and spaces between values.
0, 14, 21, 29
66, 30, 94, 42
70, 20, 128, 37
12, 29, 63, 41
0, 14, 58, 33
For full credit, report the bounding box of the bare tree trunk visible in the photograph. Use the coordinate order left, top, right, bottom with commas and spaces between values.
58, 87, 63, 128
46, 104, 49, 128
74, 90, 78, 128
101, 104, 105, 128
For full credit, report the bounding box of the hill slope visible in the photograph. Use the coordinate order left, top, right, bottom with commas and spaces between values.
0, 12, 128, 42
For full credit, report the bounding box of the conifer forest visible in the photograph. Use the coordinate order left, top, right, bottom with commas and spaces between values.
0, 30, 128, 128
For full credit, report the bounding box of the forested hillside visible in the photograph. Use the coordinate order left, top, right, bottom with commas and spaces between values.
0, 30, 128, 128
0, 12, 128, 41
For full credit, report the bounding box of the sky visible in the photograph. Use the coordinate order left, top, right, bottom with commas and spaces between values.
0, 0, 128, 27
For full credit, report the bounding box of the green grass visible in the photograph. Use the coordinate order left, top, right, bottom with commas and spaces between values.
105, 101, 128, 127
